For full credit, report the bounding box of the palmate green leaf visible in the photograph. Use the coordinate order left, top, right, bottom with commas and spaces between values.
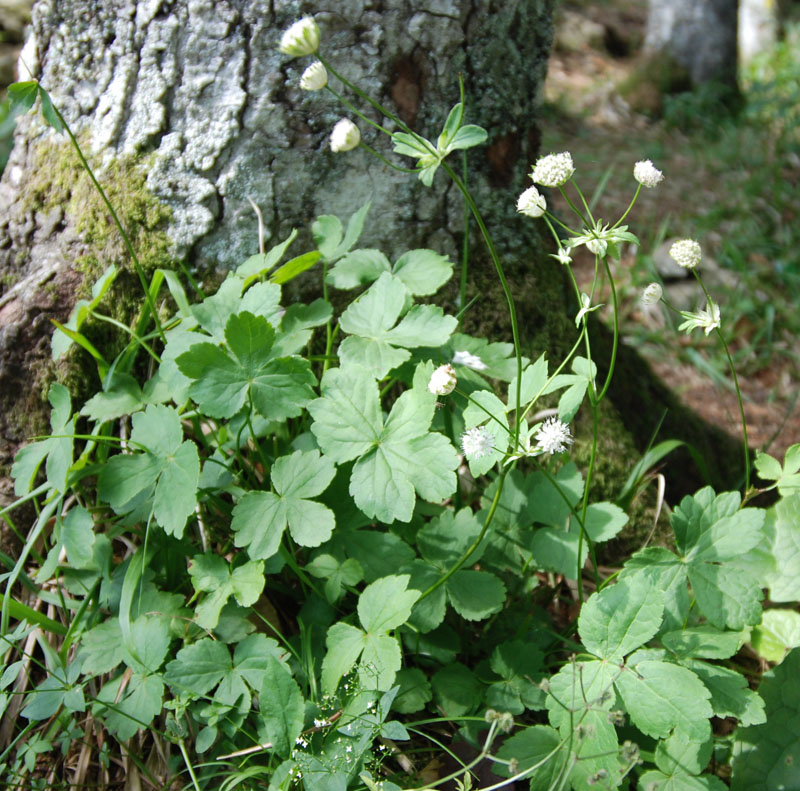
431, 662, 482, 717
446, 570, 506, 621
392, 249, 453, 295
494, 725, 564, 791
392, 668, 432, 714
417, 508, 486, 565
338, 273, 457, 378
581, 502, 628, 542
614, 660, 712, 742
60, 507, 95, 569
546, 659, 619, 730
623, 548, 691, 631
79, 620, 124, 676
750, 608, 800, 663
732, 493, 800, 602
486, 641, 545, 714
507, 353, 548, 411
637, 771, 728, 790
96, 673, 163, 741
188, 554, 266, 630
321, 575, 419, 694
310, 362, 457, 523
81, 372, 145, 423
578, 576, 664, 662
683, 659, 766, 726
326, 249, 391, 290
655, 730, 713, 777
259, 654, 304, 759
231, 450, 336, 559
687, 562, 763, 630
12, 383, 75, 496
731, 648, 800, 790
165, 639, 232, 696
273, 299, 332, 357
566, 710, 621, 791
120, 616, 172, 676
661, 626, 746, 660
527, 462, 584, 528
97, 404, 199, 537
178, 311, 316, 421
341, 530, 415, 582
306, 554, 364, 604
754, 443, 800, 496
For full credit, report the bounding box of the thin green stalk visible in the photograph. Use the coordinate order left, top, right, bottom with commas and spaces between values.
576, 400, 601, 599
417, 470, 506, 602
459, 151, 470, 322
596, 257, 620, 402
89, 310, 162, 364
357, 141, 419, 173
613, 182, 641, 227
54, 105, 165, 343
692, 271, 750, 492
178, 738, 203, 791
568, 179, 595, 227
441, 160, 524, 449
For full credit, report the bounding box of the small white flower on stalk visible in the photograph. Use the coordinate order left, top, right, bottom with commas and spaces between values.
531, 152, 575, 187
669, 239, 702, 270
330, 119, 361, 152
516, 186, 547, 218
452, 350, 488, 371
279, 17, 320, 57
633, 160, 664, 188
678, 302, 721, 336
461, 426, 494, 461
551, 247, 572, 266
300, 61, 327, 91
574, 293, 602, 327
535, 417, 573, 455
428, 364, 457, 396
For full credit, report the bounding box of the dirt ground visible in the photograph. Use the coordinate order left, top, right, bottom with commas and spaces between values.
540, 1, 800, 466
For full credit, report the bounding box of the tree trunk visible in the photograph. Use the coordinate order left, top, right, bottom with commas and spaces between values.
0, 0, 557, 470
739, 0, 780, 65
644, 0, 739, 89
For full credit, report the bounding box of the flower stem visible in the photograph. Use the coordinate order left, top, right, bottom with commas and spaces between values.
613, 183, 641, 228
596, 257, 619, 402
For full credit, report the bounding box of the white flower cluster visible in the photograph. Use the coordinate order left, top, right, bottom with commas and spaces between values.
461, 426, 494, 461
641, 282, 663, 305
535, 417, 573, 455
279, 17, 320, 57
633, 160, 664, 188
330, 119, 360, 152
531, 152, 575, 187
516, 186, 547, 218
551, 247, 572, 266
300, 61, 327, 91
669, 239, 702, 270
428, 364, 457, 396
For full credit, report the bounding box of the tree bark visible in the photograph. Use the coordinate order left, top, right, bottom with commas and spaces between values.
644, 0, 739, 89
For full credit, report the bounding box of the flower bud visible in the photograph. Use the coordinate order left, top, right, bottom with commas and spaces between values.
516, 186, 546, 218
330, 119, 361, 152
641, 282, 663, 304
428, 364, 457, 396
300, 61, 327, 91
279, 17, 320, 57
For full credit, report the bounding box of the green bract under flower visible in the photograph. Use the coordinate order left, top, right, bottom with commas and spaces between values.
568, 221, 639, 260
679, 302, 721, 335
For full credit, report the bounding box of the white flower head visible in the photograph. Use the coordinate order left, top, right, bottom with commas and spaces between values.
551, 247, 572, 266
641, 282, 663, 305
516, 186, 547, 218
428, 364, 457, 396
531, 152, 575, 187
669, 239, 702, 269
678, 302, 721, 336
452, 350, 488, 371
461, 426, 494, 460
300, 61, 327, 91
633, 160, 664, 188
330, 119, 361, 152
535, 417, 573, 455
279, 17, 320, 57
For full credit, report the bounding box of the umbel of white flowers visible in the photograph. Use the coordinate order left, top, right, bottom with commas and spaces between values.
300, 61, 327, 91
634, 160, 664, 188
535, 417, 573, 455
669, 239, 702, 269
531, 152, 574, 187
461, 426, 494, 460
279, 17, 320, 57
330, 119, 361, 152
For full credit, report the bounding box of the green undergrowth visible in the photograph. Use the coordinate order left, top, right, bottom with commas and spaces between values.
1, 27, 799, 791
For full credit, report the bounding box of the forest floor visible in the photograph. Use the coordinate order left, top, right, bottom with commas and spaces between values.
541, 1, 800, 467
